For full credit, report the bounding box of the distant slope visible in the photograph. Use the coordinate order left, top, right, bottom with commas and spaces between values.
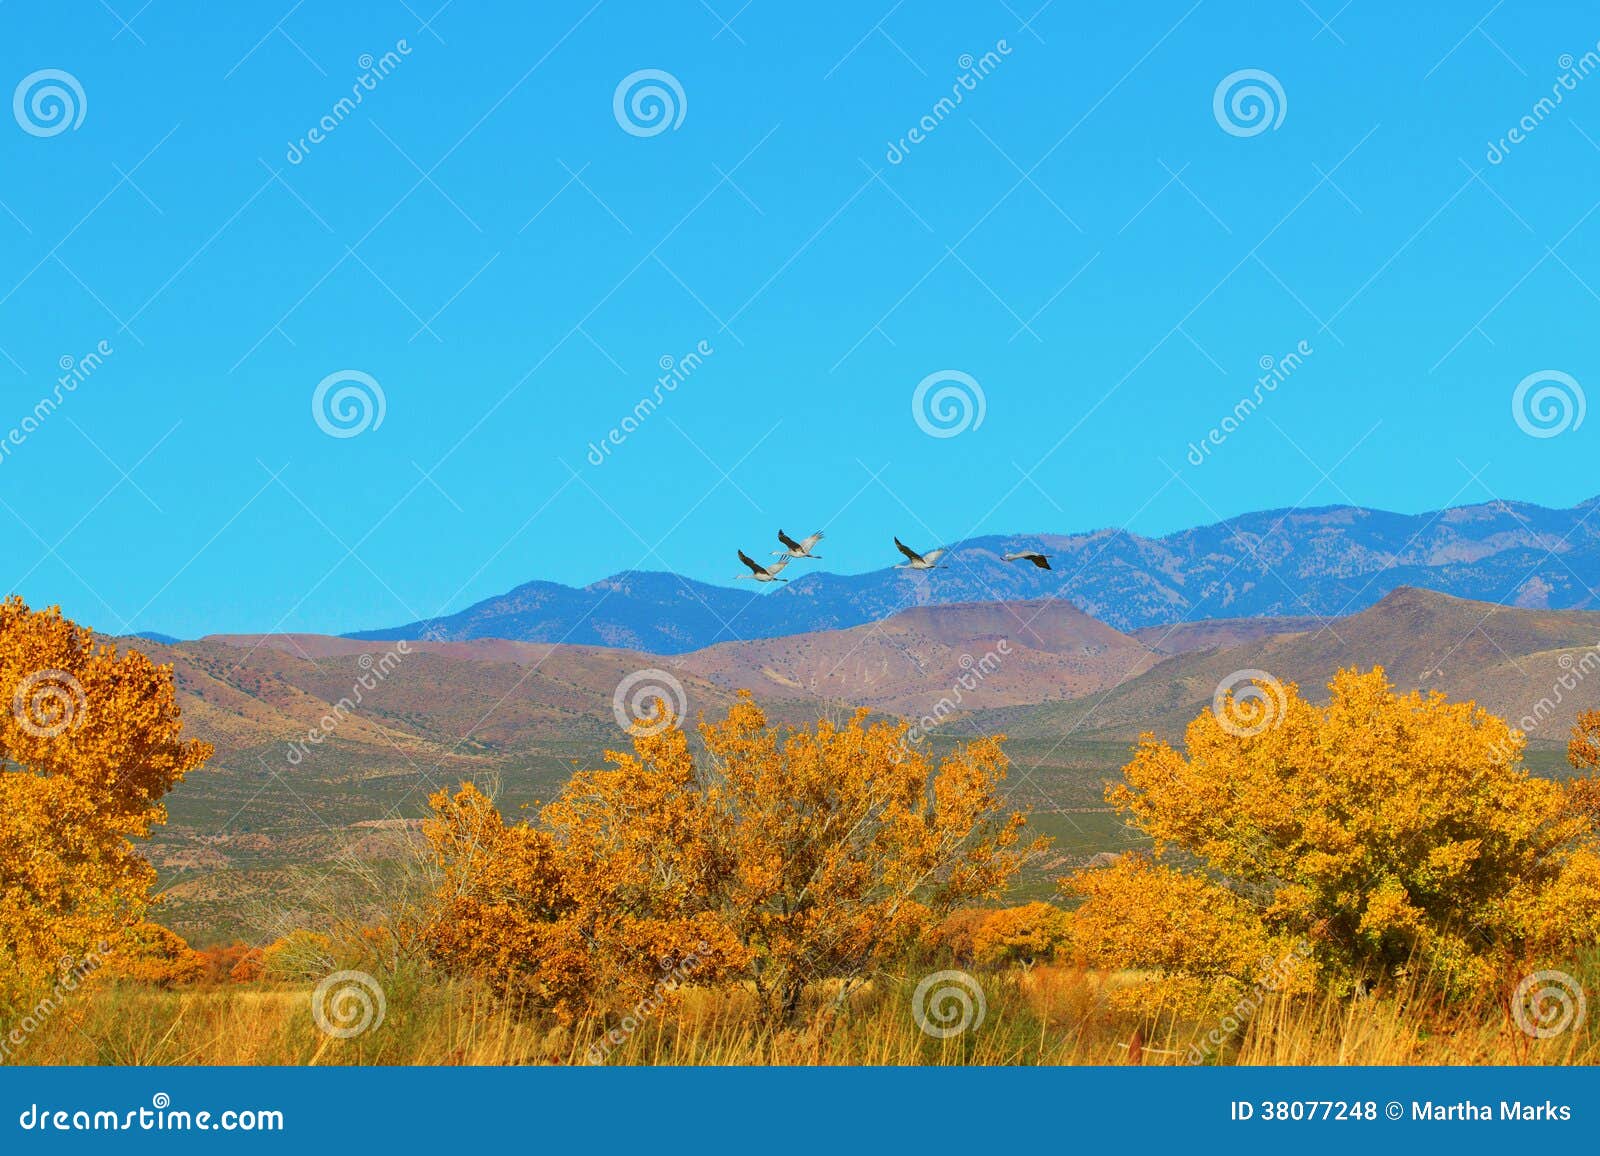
157, 633, 744, 758
1131, 615, 1329, 655
166, 598, 1160, 759
679, 599, 1158, 714
983, 587, 1600, 747
348, 496, 1600, 652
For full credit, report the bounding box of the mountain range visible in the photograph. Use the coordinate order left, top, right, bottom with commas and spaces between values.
121, 490, 1600, 940
345, 496, 1600, 653
145, 586, 1600, 778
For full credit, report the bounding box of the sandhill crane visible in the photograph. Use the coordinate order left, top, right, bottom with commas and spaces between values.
736, 549, 790, 582
1003, 550, 1052, 570
893, 537, 946, 570
773, 529, 824, 560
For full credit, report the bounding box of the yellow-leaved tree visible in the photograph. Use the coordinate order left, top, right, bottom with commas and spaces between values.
423, 694, 1038, 1024
1065, 666, 1600, 1003
0, 598, 211, 1013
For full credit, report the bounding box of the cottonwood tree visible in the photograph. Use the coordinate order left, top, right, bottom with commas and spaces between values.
423, 694, 1038, 1024
0, 598, 211, 1012
1067, 667, 1600, 1002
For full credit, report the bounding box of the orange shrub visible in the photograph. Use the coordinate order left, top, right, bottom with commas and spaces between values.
108, 922, 207, 988
971, 901, 1073, 967
423, 694, 1040, 1023
1067, 667, 1599, 1002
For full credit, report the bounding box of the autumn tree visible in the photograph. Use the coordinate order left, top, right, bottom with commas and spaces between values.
420, 781, 593, 1009
1063, 855, 1311, 1013
0, 598, 211, 1012
1067, 667, 1599, 1001
423, 694, 1038, 1024
1565, 710, 1600, 828
968, 901, 1074, 968
107, 922, 207, 988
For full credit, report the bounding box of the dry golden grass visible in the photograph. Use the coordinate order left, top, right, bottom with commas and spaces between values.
9, 963, 1594, 1067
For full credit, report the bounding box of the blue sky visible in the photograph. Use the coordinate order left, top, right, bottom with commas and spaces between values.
3, 0, 1599, 637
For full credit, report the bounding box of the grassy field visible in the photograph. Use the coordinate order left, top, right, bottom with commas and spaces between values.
15, 960, 1596, 1067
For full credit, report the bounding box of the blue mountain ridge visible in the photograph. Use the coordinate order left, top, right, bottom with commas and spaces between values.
345, 496, 1600, 653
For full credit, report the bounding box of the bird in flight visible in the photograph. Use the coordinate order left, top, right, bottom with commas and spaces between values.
1003, 550, 1052, 570
736, 550, 791, 582
893, 537, 947, 570
774, 529, 824, 560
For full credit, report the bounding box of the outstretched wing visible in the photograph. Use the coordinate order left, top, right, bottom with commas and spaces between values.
922, 548, 946, 565
766, 556, 790, 575
894, 536, 920, 562
1029, 553, 1052, 570
799, 531, 824, 551
777, 529, 802, 552
737, 549, 765, 575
